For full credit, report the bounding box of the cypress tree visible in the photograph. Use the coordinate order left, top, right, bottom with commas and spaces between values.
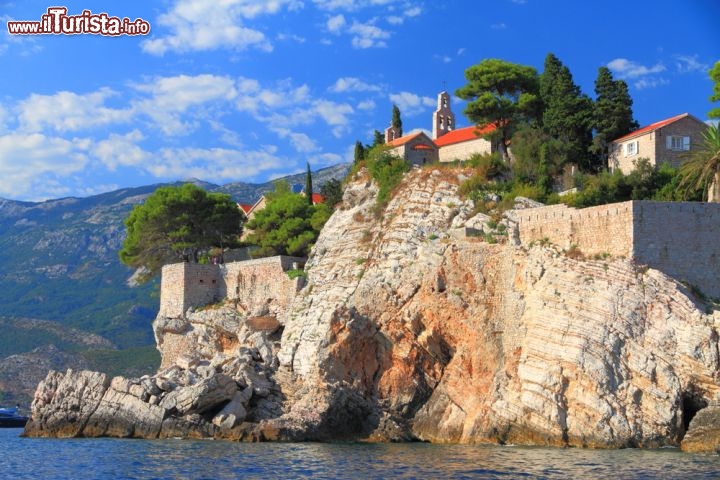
391, 104, 403, 136
539, 53, 594, 170
305, 162, 313, 206
353, 140, 365, 163
592, 66, 639, 167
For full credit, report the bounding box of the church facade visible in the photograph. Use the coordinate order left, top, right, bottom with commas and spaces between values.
385, 91, 498, 166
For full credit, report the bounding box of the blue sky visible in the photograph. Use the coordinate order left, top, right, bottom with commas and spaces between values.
1, 0, 718, 201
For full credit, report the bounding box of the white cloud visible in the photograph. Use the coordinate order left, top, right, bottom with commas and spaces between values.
357, 99, 376, 110
327, 14, 347, 33
329, 77, 382, 93
607, 58, 666, 79
140, 0, 302, 55
673, 54, 708, 74
389, 91, 435, 116
236, 77, 310, 113
349, 20, 390, 48
92, 130, 149, 170
272, 127, 319, 153
151, 146, 285, 181
132, 74, 238, 135
17, 88, 131, 133
633, 77, 670, 90
0, 133, 89, 200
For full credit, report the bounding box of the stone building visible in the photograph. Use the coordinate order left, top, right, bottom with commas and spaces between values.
385, 91, 498, 165
608, 113, 709, 174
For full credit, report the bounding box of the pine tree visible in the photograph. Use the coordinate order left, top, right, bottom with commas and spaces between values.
539, 53, 594, 170
456, 58, 540, 162
391, 104, 403, 136
305, 162, 313, 206
592, 66, 639, 167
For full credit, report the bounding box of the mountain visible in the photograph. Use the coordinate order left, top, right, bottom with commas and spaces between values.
0, 163, 349, 404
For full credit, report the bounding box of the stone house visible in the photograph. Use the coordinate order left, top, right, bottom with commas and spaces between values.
608, 113, 709, 174
385, 91, 498, 165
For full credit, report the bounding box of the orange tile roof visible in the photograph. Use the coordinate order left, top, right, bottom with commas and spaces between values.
311, 192, 325, 204
385, 131, 424, 147
612, 113, 689, 143
433, 124, 497, 147
238, 203, 253, 214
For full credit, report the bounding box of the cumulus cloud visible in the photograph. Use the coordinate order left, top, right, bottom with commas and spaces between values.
132, 74, 238, 135
607, 58, 666, 79
348, 20, 391, 48
92, 130, 149, 170
151, 146, 285, 181
141, 0, 302, 55
17, 88, 131, 133
0, 133, 89, 200
329, 77, 382, 93
389, 91, 435, 117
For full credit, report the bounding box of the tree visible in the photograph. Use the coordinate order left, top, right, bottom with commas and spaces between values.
320, 178, 343, 207
353, 140, 366, 163
305, 162, 313, 206
591, 66, 639, 167
372, 129, 385, 147
539, 53, 594, 170
119, 184, 243, 283
678, 124, 720, 201
456, 58, 540, 162
391, 104, 403, 136
245, 182, 332, 258
710, 61, 720, 119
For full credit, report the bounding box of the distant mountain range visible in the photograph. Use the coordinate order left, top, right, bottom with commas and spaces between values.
0, 163, 349, 404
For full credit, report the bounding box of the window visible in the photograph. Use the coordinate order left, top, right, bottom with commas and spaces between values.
666, 135, 690, 151
625, 141, 638, 157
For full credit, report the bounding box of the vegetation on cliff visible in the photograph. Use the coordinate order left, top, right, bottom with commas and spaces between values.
119, 184, 243, 283
245, 181, 332, 258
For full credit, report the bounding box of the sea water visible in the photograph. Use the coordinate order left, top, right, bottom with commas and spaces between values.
1, 429, 718, 479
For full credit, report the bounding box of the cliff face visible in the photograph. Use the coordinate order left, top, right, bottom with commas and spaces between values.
24, 168, 720, 450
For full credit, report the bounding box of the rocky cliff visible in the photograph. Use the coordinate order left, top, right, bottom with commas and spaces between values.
24, 168, 720, 451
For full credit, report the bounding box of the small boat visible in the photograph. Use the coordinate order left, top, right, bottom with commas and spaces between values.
0, 406, 28, 428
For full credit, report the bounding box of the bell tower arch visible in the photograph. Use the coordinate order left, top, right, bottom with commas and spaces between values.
432, 90, 454, 140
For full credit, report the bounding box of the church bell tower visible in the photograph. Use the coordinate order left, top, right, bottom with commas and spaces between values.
432, 91, 454, 140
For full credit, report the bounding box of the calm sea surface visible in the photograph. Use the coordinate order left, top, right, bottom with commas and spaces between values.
1, 428, 718, 479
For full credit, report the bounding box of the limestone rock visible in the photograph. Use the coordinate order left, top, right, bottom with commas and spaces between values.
681, 406, 720, 453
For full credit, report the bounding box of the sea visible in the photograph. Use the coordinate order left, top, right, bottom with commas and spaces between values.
1, 428, 718, 479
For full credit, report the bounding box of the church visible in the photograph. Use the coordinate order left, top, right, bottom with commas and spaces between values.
384, 91, 500, 165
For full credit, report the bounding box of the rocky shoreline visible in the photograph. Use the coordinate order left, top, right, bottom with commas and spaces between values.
23, 168, 720, 453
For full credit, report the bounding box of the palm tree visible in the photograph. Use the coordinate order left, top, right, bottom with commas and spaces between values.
678, 123, 720, 201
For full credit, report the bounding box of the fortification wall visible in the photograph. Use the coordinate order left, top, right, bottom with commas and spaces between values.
221, 256, 306, 317
158, 256, 306, 319
517, 200, 720, 299
159, 263, 221, 318
516, 202, 634, 257
632, 202, 720, 298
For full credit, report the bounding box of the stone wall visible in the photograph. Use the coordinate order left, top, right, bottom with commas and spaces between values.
159, 256, 306, 318
438, 137, 492, 163
632, 202, 720, 298
516, 200, 720, 299
516, 202, 634, 257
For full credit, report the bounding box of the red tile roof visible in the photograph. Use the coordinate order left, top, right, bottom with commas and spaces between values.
612, 113, 689, 143
386, 131, 424, 147
311, 193, 325, 204
238, 203, 253, 214
433, 124, 497, 147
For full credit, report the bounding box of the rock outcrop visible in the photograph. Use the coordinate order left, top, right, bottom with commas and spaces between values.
24, 168, 720, 451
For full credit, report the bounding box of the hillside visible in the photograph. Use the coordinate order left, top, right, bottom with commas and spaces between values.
0, 163, 349, 404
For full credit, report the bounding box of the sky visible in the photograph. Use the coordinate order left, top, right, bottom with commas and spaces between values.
1, 0, 718, 202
